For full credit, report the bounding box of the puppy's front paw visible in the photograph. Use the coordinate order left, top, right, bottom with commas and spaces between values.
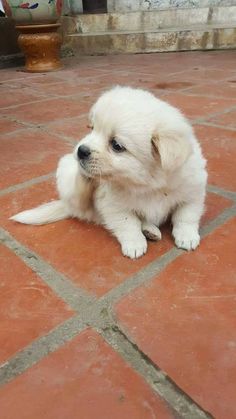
173, 224, 200, 251
142, 222, 162, 241
121, 236, 147, 259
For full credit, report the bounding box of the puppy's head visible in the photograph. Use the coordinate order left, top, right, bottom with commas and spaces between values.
75, 86, 193, 187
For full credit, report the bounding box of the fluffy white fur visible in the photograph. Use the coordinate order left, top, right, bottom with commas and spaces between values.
11, 86, 207, 259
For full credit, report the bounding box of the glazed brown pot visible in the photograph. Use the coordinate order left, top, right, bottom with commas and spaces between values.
3, 0, 63, 72
16, 23, 62, 72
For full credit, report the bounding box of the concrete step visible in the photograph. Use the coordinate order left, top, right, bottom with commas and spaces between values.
61, 6, 236, 55
65, 24, 236, 55
63, 6, 236, 34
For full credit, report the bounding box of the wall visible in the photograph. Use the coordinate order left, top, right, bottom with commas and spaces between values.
107, 0, 236, 12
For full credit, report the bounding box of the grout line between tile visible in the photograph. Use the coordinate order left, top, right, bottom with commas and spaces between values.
192, 104, 236, 124
104, 247, 182, 304
0, 93, 93, 111
207, 184, 236, 201
0, 315, 86, 387
198, 121, 236, 132
39, 126, 77, 145
0, 173, 55, 197
0, 228, 95, 311
0, 116, 41, 130
42, 113, 87, 127
0, 97, 59, 111
200, 203, 236, 237
0, 126, 29, 137
1, 113, 89, 133
96, 324, 213, 419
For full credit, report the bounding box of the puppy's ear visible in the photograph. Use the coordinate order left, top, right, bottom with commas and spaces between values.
76, 176, 97, 213
88, 107, 95, 129
152, 124, 193, 171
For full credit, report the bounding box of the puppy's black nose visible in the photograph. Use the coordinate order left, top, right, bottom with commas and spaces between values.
77, 145, 91, 160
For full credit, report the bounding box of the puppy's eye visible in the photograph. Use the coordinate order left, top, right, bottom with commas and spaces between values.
110, 138, 126, 153
87, 124, 93, 130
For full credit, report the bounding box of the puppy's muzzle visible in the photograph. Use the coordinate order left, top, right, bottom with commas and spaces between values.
77, 145, 91, 160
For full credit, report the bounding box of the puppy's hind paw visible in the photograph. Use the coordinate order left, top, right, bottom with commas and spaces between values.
173, 224, 200, 251
121, 236, 147, 259
142, 222, 162, 241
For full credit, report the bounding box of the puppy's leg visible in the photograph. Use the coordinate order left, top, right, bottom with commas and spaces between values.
111, 213, 147, 259
57, 154, 96, 222
142, 221, 162, 241
96, 198, 147, 258
172, 200, 204, 251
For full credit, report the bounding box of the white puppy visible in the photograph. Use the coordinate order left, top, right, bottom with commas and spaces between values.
11, 86, 207, 259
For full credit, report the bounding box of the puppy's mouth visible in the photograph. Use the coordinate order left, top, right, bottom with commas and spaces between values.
79, 160, 93, 178
78, 159, 101, 179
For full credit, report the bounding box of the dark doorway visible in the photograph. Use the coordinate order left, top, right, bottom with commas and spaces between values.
82, 0, 107, 13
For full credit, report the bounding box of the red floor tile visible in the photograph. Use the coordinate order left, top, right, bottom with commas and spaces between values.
208, 109, 236, 129
191, 51, 236, 70
97, 61, 171, 75
183, 80, 236, 99
0, 86, 46, 109
201, 192, 232, 225
27, 79, 101, 97
0, 329, 172, 419
52, 67, 111, 80
0, 245, 73, 364
0, 181, 231, 296
163, 92, 235, 119
115, 218, 236, 418
167, 68, 235, 83
3, 97, 92, 125
152, 80, 195, 92
0, 118, 24, 135
23, 74, 68, 85
195, 125, 236, 190
0, 68, 38, 82
0, 129, 71, 189
45, 116, 90, 141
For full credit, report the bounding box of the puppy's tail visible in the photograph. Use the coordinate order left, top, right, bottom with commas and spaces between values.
10, 200, 69, 225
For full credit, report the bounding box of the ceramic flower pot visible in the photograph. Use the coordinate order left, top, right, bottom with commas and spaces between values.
2, 0, 63, 72
16, 22, 63, 72
2, 0, 63, 24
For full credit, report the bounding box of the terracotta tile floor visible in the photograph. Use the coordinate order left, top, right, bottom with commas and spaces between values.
0, 50, 236, 419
